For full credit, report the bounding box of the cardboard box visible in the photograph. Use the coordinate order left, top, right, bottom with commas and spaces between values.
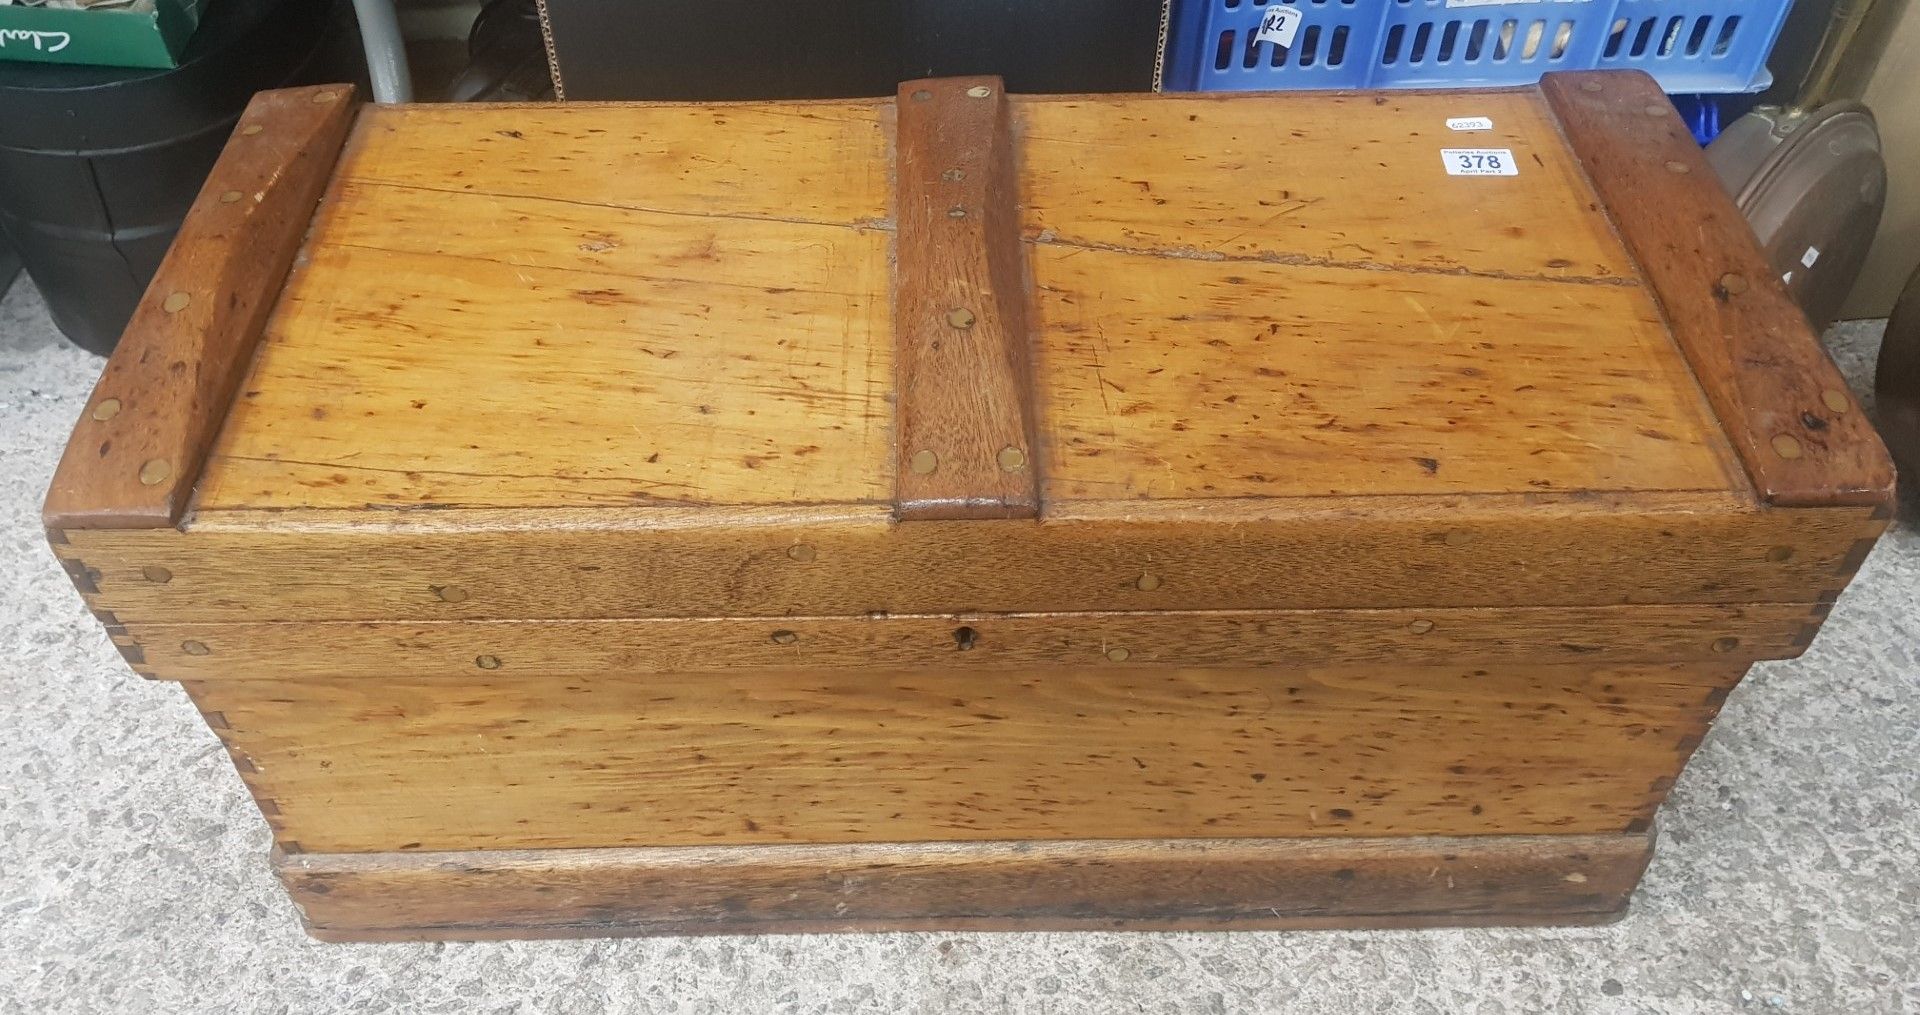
0, 0, 203, 70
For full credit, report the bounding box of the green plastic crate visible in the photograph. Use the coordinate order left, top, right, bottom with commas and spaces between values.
0, 0, 204, 70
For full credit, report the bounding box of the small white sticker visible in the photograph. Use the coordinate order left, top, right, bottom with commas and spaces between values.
1801, 246, 1820, 268
1442, 148, 1518, 176
1446, 116, 1494, 132
1783, 270, 1795, 284
1254, 7, 1303, 48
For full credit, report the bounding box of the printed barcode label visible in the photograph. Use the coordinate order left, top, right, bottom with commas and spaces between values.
1254, 7, 1303, 47
1446, 116, 1494, 132
1442, 148, 1518, 176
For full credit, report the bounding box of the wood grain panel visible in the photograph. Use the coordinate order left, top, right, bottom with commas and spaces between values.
891, 76, 1039, 520
339, 100, 891, 227
1018, 90, 1637, 283
190, 662, 1737, 853
43, 85, 357, 529
1541, 70, 1895, 510
279, 831, 1654, 940
127, 601, 1821, 681
1030, 243, 1739, 500
194, 162, 892, 512
59, 497, 1883, 623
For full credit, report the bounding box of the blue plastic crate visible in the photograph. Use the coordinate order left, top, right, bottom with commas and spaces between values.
1163, 0, 1794, 94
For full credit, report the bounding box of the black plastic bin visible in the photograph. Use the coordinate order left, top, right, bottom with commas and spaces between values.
0, 0, 347, 355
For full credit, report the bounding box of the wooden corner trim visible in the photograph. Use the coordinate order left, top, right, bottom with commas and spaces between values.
41, 84, 359, 531
891, 76, 1041, 521
1539, 70, 1895, 511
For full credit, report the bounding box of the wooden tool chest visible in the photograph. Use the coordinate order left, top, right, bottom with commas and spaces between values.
45, 71, 1893, 940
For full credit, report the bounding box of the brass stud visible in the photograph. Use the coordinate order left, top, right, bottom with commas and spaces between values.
997, 446, 1027, 472
942, 168, 966, 182
786, 543, 816, 562
1136, 573, 1162, 591
1821, 389, 1850, 414
312, 90, 340, 104
162, 291, 192, 314
1105, 646, 1131, 662
966, 85, 993, 98
220, 190, 244, 204
1664, 160, 1690, 174
947, 206, 968, 219
239, 124, 264, 136
90, 398, 122, 421
1710, 637, 1740, 654
1766, 546, 1794, 563
771, 630, 799, 645
433, 585, 470, 603
1580, 81, 1603, 93
1644, 103, 1669, 116
910, 449, 939, 475
1771, 433, 1804, 460
1718, 272, 1749, 295
1408, 619, 1435, 634
181, 640, 211, 656
137, 459, 171, 486
142, 565, 174, 584
475, 654, 502, 669
946, 307, 976, 329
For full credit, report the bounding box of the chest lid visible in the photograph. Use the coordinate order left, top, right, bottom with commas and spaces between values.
45, 75, 1890, 642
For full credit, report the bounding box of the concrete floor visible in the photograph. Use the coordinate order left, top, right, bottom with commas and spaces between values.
1, 274, 1915, 1014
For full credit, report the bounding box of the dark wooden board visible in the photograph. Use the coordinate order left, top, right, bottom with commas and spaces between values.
1541, 70, 1894, 510
891, 75, 1039, 520
278, 831, 1653, 941
42, 85, 358, 530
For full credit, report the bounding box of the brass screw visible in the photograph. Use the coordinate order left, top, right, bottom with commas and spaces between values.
771, 630, 799, 645
181, 640, 211, 656
997, 446, 1027, 472
312, 90, 340, 104
1408, 619, 1435, 634
138, 459, 172, 486
911, 89, 933, 102
1770, 433, 1804, 460
1136, 573, 1162, 591
239, 124, 264, 136
1766, 546, 1794, 563
947, 308, 976, 329
1710, 637, 1740, 654
1105, 647, 1131, 662
142, 565, 174, 584
786, 544, 816, 562
220, 190, 244, 204
966, 85, 993, 98
910, 449, 939, 475
433, 585, 470, 603
475, 654, 502, 669
1580, 81, 1603, 93
1718, 272, 1749, 295
1664, 160, 1690, 174
162, 291, 192, 314
947, 206, 968, 219
1821, 389, 1850, 414
91, 398, 122, 422
942, 168, 966, 182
